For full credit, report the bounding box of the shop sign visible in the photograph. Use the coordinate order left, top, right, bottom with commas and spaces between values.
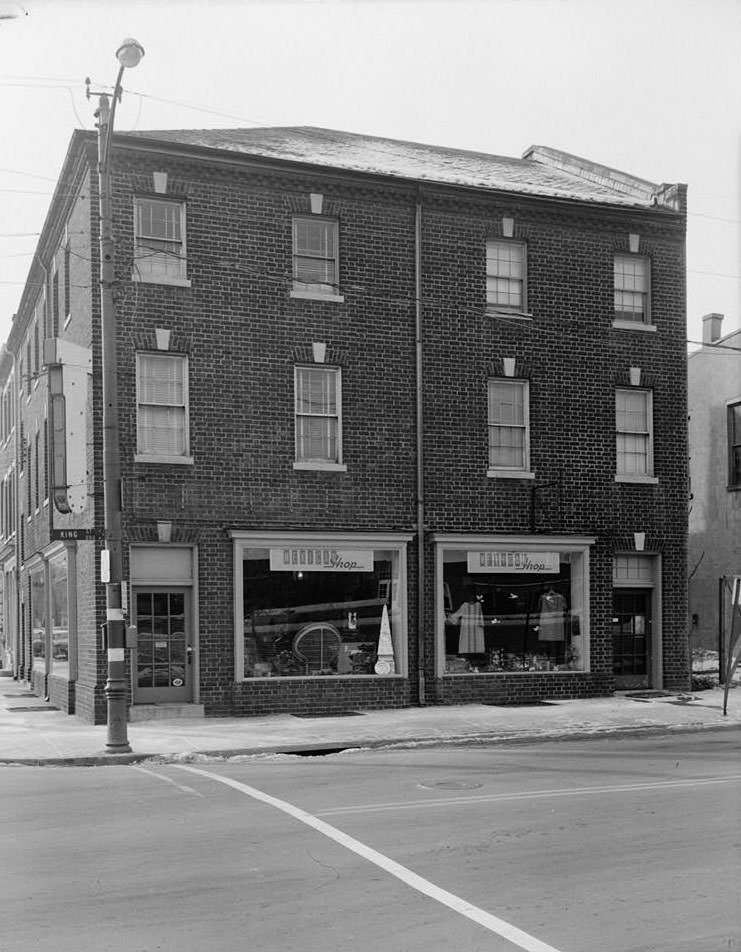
468, 550, 560, 574
269, 547, 374, 573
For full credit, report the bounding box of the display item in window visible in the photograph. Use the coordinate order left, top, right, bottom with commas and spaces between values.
537, 587, 567, 641
449, 591, 485, 654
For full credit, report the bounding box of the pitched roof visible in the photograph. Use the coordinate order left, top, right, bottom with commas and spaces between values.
122, 126, 682, 210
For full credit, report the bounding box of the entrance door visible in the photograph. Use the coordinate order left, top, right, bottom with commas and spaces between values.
133, 589, 192, 704
612, 589, 651, 689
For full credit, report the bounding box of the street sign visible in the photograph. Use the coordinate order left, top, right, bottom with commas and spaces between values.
50, 528, 98, 541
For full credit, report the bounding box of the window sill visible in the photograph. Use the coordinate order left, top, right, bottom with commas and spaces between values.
726, 484, 741, 492
290, 288, 345, 303
131, 272, 192, 288
614, 474, 659, 485
293, 461, 347, 472
486, 307, 533, 321
288, 282, 345, 304
135, 454, 194, 465
487, 469, 535, 480
611, 319, 656, 333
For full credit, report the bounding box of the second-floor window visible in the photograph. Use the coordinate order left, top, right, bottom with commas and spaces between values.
486, 240, 526, 311
614, 254, 650, 324
292, 218, 338, 294
294, 366, 342, 465
134, 198, 187, 283
136, 353, 189, 461
728, 400, 741, 488
488, 379, 530, 473
616, 388, 653, 478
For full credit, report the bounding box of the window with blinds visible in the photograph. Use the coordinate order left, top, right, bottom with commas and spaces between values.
488, 379, 530, 472
292, 218, 338, 293
616, 388, 653, 477
136, 353, 189, 460
294, 366, 341, 464
134, 198, 187, 283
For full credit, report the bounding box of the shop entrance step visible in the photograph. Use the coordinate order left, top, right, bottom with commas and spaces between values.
129, 703, 205, 723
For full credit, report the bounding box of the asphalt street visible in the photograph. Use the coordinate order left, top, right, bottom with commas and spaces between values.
3, 730, 739, 952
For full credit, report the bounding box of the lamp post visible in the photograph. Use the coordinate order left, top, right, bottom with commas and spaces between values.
89, 38, 144, 752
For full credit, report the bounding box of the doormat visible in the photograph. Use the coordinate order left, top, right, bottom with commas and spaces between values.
291, 710, 365, 718
7, 705, 60, 712
624, 691, 672, 700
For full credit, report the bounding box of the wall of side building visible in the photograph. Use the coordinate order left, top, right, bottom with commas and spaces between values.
688, 323, 741, 655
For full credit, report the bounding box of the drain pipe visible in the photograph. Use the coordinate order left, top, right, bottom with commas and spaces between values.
415, 191, 426, 705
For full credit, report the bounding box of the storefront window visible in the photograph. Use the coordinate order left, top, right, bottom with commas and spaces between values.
241, 543, 403, 678
440, 545, 588, 673
30, 567, 46, 667
49, 551, 69, 677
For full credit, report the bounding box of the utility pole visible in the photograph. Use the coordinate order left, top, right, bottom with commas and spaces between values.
88, 38, 145, 752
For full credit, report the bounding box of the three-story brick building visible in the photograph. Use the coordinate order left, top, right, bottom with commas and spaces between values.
1, 127, 689, 723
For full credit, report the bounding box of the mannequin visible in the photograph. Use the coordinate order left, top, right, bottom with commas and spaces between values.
537, 586, 567, 642
449, 590, 485, 654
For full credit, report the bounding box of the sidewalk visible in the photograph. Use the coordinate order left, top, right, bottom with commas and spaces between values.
1, 673, 739, 766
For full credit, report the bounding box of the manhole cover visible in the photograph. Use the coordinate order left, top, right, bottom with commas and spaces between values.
8, 706, 59, 712
418, 780, 483, 791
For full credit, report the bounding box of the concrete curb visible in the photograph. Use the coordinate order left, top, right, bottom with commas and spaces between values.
2, 719, 739, 768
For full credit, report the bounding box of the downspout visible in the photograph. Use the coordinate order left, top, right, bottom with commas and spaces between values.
415, 191, 426, 705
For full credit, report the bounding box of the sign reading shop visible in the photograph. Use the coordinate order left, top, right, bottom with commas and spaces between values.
468, 550, 560, 574
270, 547, 374, 573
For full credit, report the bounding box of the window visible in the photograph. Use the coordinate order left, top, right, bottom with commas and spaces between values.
52, 269, 60, 337
134, 198, 188, 283
234, 533, 409, 680
616, 388, 654, 479
64, 243, 71, 323
488, 379, 531, 475
294, 366, 343, 469
614, 254, 650, 324
486, 240, 526, 311
436, 541, 589, 675
292, 218, 338, 294
30, 566, 46, 667
50, 550, 69, 678
136, 353, 190, 462
728, 401, 741, 488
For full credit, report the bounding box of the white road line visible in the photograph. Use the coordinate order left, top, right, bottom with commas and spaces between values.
130, 764, 204, 796
314, 773, 741, 816
172, 763, 564, 952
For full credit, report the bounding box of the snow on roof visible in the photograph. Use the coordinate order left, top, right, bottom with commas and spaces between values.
121, 126, 681, 210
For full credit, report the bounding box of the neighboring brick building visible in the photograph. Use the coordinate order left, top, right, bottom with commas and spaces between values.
1, 126, 689, 724
688, 314, 741, 656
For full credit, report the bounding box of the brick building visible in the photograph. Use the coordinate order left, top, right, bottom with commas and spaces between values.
1, 127, 689, 723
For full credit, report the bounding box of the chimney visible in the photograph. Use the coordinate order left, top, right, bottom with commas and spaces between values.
702, 313, 723, 344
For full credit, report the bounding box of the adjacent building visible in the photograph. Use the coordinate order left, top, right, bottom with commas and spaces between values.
1, 126, 689, 723
688, 313, 741, 655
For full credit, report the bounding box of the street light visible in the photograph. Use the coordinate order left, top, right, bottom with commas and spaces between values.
88, 37, 144, 752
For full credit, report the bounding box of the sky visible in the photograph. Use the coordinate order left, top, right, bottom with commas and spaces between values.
0, 0, 739, 350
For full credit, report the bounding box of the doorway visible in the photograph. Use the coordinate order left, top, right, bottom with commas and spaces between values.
612, 588, 652, 689
133, 588, 192, 704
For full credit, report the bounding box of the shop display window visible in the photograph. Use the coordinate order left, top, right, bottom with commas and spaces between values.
30, 568, 46, 667
441, 547, 587, 673
49, 551, 69, 677
242, 545, 402, 678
